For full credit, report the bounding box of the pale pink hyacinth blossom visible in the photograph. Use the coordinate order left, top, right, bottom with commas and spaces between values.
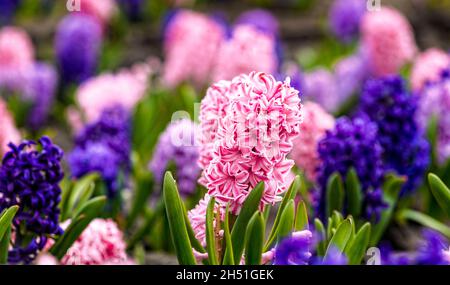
163, 10, 226, 88
35, 254, 59, 265
75, 61, 151, 123
443, 248, 450, 264
212, 25, 278, 82
78, 0, 117, 27
290, 102, 335, 182
361, 7, 417, 77
0, 26, 34, 88
200, 72, 303, 214
61, 219, 131, 265
411, 48, 450, 92
0, 99, 20, 155
188, 194, 225, 247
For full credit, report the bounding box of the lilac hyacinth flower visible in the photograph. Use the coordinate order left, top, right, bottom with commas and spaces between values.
334, 51, 370, 102
303, 69, 340, 112
416, 230, 450, 265
55, 14, 102, 85
0, 0, 21, 24
235, 9, 279, 36
150, 119, 200, 196
359, 76, 430, 195
274, 231, 313, 265
0, 137, 64, 264
20, 62, 58, 129
329, 0, 366, 43
317, 116, 386, 220
69, 106, 131, 198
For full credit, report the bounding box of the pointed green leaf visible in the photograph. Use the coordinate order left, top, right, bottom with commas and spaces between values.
371, 173, 406, 245
345, 222, 371, 265
163, 171, 196, 265
182, 203, 206, 255
0, 225, 11, 264
205, 196, 219, 265
222, 204, 234, 265
325, 219, 352, 257
245, 212, 265, 265
73, 196, 106, 220
264, 176, 300, 250
0, 206, 19, 240
326, 173, 345, 219
346, 168, 362, 217
398, 209, 450, 238
276, 200, 296, 243
295, 201, 309, 231
314, 218, 326, 257
63, 173, 98, 220
428, 173, 450, 217
228, 182, 264, 263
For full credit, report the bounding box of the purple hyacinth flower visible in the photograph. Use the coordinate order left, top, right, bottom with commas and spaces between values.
317, 115, 386, 220
69, 106, 131, 198
235, 9, 279, 36
416, 230, 450, 265
359, 76, 430, 195
0, 0, 21, 24
303, 69, 339, 112
150, 119, 200, 196
329, 0, 366, 43
316, 247, 348, 265
334, 51, 370, 102
274, 231, 313, 265
0, 136, 64, 264
55, 14, 102, 85
20, 62, 58, 129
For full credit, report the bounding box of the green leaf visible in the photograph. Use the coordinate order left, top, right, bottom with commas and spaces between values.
326, 173, 345, 219
222, 204, 234, 265
0, 206, 19, 240
63, 173, 98, 220
345, 222, 371, 265
325, 219, 352, 257
0, 225, 11, 264
205, 196, 219, 265
371, 173, 406, 245
245, 212, 265, 265
228, 182, 264, 263
163, 172, 196, 265
264, 176, 300, 250
314, 218, 326, 257
127, 203, 164, 250
182, 203, 206, 255
398, 209, 450, 238
295, 201, 309, 231
428, 173, 450, 217
72, 196, 106, 221
346, 168, 362, 217
276, 200, 296, 243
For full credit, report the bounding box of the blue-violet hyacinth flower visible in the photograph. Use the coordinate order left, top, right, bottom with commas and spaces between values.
69, 105, 130, 198
55, 14, 102, 85
416, 229, 450, 265
274, 230, 313, 265
359, 76, 430, 195
149, 119, 201, 196
317, 116, 386, 220
329, 0, 366, 43
0, 136, 64, 264
0, 0, 21, 25
117, 0, 144, 21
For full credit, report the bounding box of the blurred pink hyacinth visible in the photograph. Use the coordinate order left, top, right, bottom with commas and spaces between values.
188, 194, 225, 246
35, 254, 59, 265
0, 99, 20, 155
0, 26, 34, 88
76, 60, 152, 123
61, 219, 132, 265
361, 7, 417, 77
163, 10, 226, 88
199, 72, 303, 214
78, 0, 117, 27
290, 102, 335, 182
212, 25, 278, 82
411, 48, 450, 92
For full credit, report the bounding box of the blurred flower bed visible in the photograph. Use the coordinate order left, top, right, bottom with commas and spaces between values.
0, 0, 450, 265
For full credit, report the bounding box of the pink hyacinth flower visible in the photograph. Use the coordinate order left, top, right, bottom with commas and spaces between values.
0, 26, 34, 88
0, 99, 20, 155
200, 72, 303, 214
290, 102, 335, 182
163, 10, 226, 88
78, 0, 117, 27
61, 219, 130, 265
361, 7, 417, 77
76, 60, 152, 123
411, 48, 450, 92
212, 25, 278, 82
